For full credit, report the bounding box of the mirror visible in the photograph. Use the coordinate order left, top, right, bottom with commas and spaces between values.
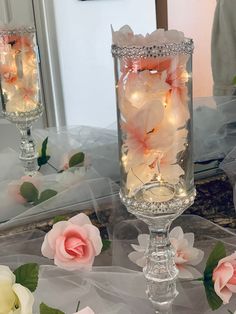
0, 0, 234, 226
157, 0, 236, 179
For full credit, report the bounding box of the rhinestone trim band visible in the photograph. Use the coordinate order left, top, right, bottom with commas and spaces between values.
112, 39, 193, 59
120, 189, 196, 216
0, 27, 35, 36
3, 104, 43, 123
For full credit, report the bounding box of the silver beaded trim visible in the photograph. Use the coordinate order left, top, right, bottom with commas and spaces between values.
3, 104, 43, 123
111, 39, 193, 58
0, 27, 35, 36
120, 189, 196, 216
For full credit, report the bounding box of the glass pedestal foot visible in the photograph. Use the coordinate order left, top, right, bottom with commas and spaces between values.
17, 124, 39, 176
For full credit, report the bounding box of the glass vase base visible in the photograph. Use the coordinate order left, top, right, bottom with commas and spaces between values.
120, 188, 196, 217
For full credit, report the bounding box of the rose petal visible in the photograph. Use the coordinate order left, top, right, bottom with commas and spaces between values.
12, 283, 34, 314
41, 233, 55, 259
55, 236, 74, 262
213, 263, 234, 304
54, 253, 94, 271
69, 213, 92, 227
226, 283, 236, 293
83, 224, 103, 256
0, 265, 15, 284
47, 221, 68, 251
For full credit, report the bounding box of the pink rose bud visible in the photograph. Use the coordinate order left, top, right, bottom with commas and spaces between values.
213, 252, 236, 304
8, 175, 41, 204
41, 213, 103, 271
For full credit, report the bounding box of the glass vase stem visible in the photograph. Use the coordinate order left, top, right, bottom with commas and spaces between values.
17, 124, 39, 176
143, 218, 178, 314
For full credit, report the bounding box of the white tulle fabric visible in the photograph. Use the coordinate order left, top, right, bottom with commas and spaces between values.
0, 216, 236, 313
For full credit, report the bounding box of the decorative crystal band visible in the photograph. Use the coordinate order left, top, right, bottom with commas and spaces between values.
0, 27, 35, 36
112, 39, 194, 58
120, 189, 196, 216
3, 104, 43, 123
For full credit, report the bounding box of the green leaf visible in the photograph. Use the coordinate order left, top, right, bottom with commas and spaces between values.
204, 279, 223, 311
38, 155, 51, 167
38, 137, 50, 167
14, 263, 39, 292
40, 303, 65, 314
53, 215, 68, 224
37, 189, 58, 204
20, 182, 39, 203
69, 152, 85, 168
233, 76, 236, 85
102, 239, 111, 252
204, 242, 226, 279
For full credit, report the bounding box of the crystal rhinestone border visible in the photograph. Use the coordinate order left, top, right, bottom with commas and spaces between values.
111, 39, 194, 59
120, 189, 196, 216
0, 27, 35, 36
3, 104, 43, 123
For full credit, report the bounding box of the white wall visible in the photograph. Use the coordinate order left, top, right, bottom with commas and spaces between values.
53, 0, 156, 127
168, 0, 216, 97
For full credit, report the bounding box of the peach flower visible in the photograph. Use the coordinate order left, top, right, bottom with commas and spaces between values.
8, 176, 41, 204
3, 34, 33, 54
74, 307, 95, 314
213, 252, 236, 304
41, 213, 103, 271
0, 65, 17, 84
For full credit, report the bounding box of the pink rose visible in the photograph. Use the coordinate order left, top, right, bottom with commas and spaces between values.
8, 175, 41, 204
41, 213, 103, 271
213, 252, 236, 304
74, 306, 95, 314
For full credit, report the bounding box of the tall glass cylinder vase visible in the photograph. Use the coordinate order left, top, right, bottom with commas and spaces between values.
112, 27, 195, 313
0, 27, 43, 176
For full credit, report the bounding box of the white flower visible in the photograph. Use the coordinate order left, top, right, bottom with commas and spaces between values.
128, 234, 149, 268
128, 226, 204, 279
112, 25, 185, 47
170, 226, 204, 279
0, 265, 34, 314
74, 307, 95, 314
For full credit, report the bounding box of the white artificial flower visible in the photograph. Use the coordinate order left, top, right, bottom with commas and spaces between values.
128, 234, 149, 268
0, 265, 34, 314
128, 226, 204, 279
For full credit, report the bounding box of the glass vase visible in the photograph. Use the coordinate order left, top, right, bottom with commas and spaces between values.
0, 27, 43, 176
112, 38, 195, 313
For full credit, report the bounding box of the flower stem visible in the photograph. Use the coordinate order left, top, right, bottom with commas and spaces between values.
76, 301, 80, 312
180, 277, 204, 283
193, 277, 204, 282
